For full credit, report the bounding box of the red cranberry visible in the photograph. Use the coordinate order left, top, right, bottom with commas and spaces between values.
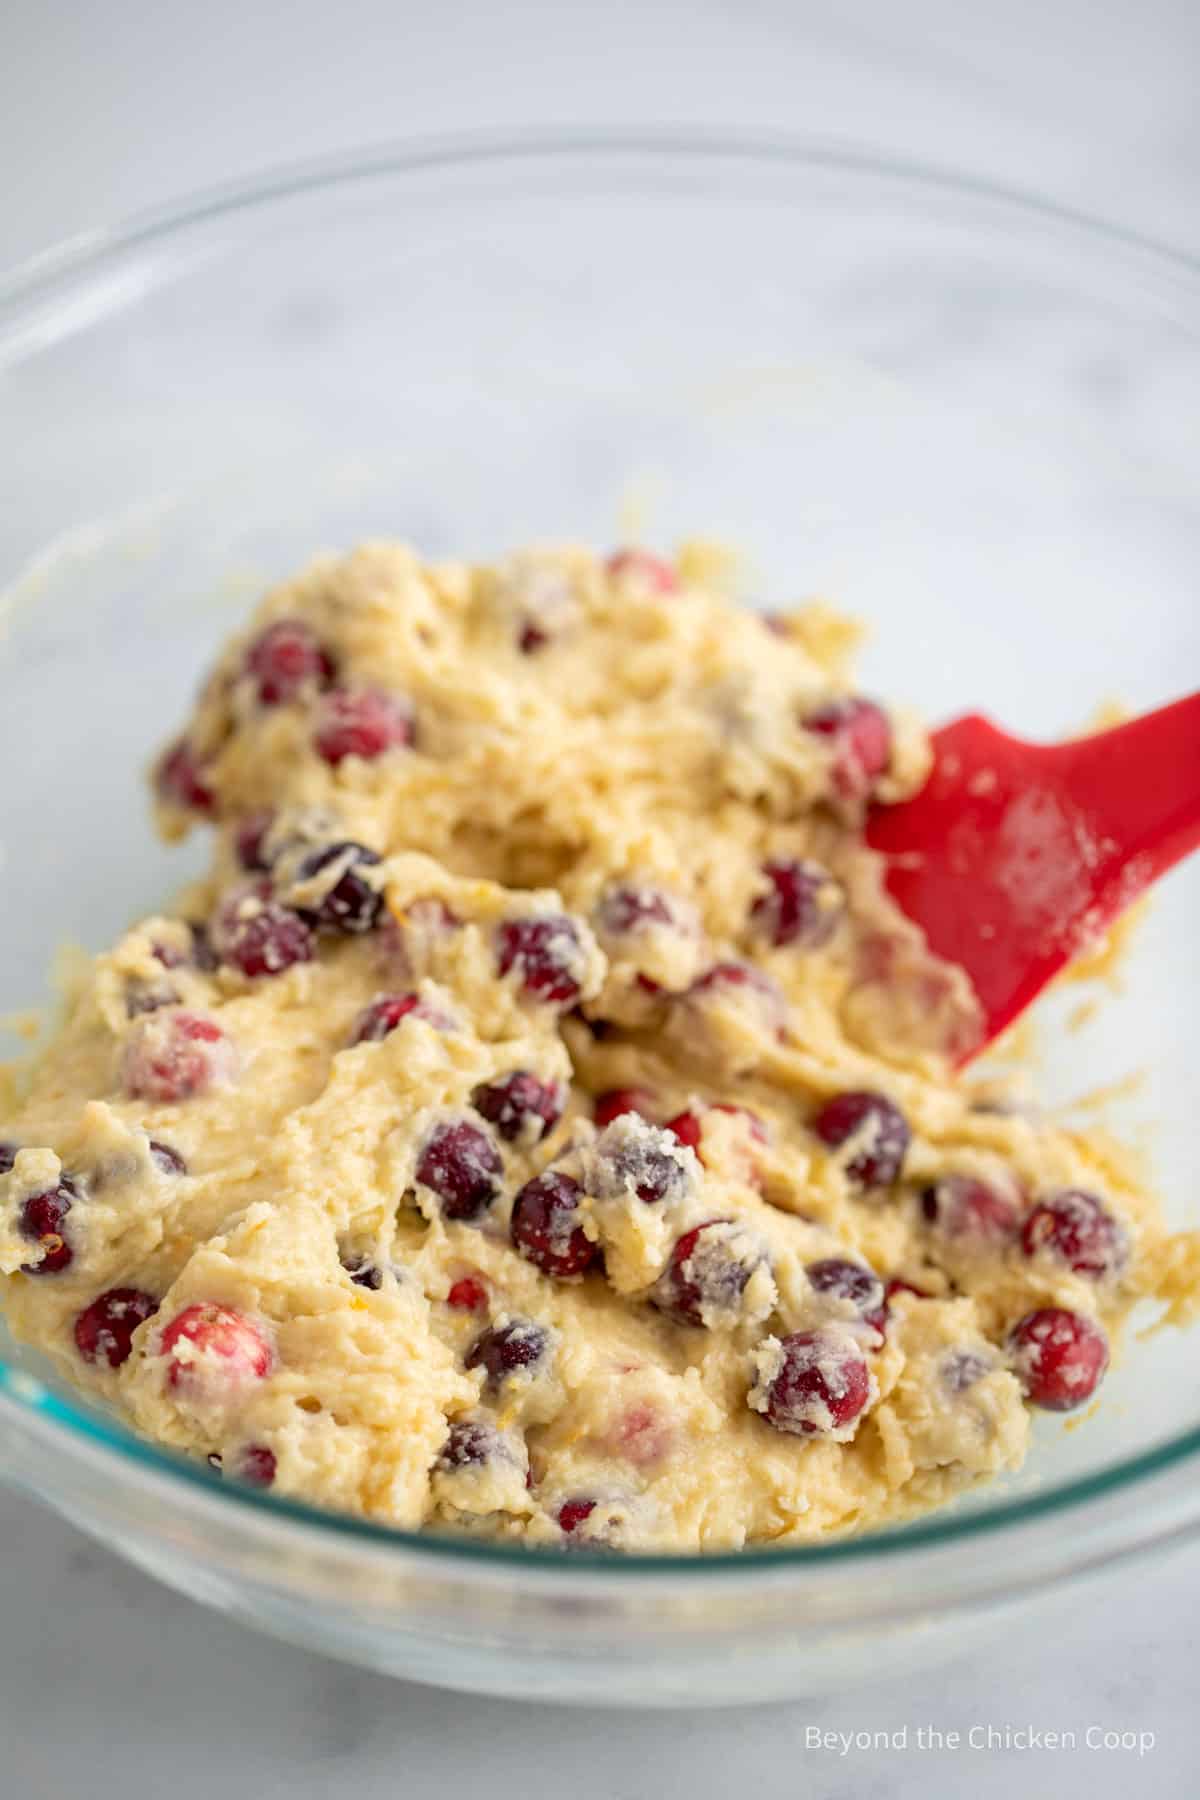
446, 1274, 488, 1312
149, 1140, 187, 1175
594, 1119, 690, 1205
231, 1444, 277, 1487
806, 1257, 886, 1333
245, 618, 335, 705
437, 1419, 507, 1470
922, 1175, 1020, 1246
1009, 1307, 1109, 1411
656, 1219, 768, 1328
123, 1010, 233, 1103
812, 1091, 910, 1189
754, 1328, 872, 1437
234, 811, 275, 872
593, 882, 685, 937
471, 1071, 564, 1144
466, 1318, 551, 1386
18, 1180, 77, 1275
518, 621, 549, 654
605, 548, 678, 593
74, 1287, 159, 1367
213, 886, 313, 978
160, 1303, 273, 1395
665, 1104, 767, 1164
511, 1171, 598, 1277
496, 915, 585, 1005
688, 961, 786, 1031
314, 685, 415, 765
803, 697, 892, 796
416, 1120, 503, 1222
557, 1497, 597, 1534
295, 841, 384, 934
749, 858, 844, 949
664, 1110, 702, 1152
1021, 1191, 1129, 1281
884, 1277, 929, 1308
156, 738, 216, 814
351, 991, 453, 1044
593, 1088, 655, 1129
0, 1142, 17, 1174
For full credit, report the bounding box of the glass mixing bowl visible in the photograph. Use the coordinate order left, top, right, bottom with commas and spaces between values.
1, 132, 1198, 1706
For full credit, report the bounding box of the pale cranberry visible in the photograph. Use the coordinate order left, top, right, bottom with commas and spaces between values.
755, 1328, 871, 1436
605, 548, 678, 593
656, 1219, 768, 1328
295, 841, 384, 934
446, 1274, 488, 1312
245, 618, 335, 704
156, 738, 216, 814
806, 1257, 886, 1333
149, 1140, 187, 1175
812, 1091, 910, 1189
19, 1180, 77, 1275
511, 1171, 598, 1277
74, 1287, 159, 1367
314, 686, 415, 765
416, 1120, 503, 1222
471, 1072, 564, 1144
749, 858, 844, 949
557, 1497, 597, 1535
351, 992, 453, 1044
593, 1088, 655, 1129
213, 887, 313, 978
1009, 1307, 1109, 1411
160, 1303, 273, 1395
803, 697, 892, 795
496, 916, 585, 1004
231, 1444, 277, 1487
123, 1010, 233, 1104
466, 1318, 551, 1386
922, 1175, 1020, 1246
1021, 1191, 1129, 1281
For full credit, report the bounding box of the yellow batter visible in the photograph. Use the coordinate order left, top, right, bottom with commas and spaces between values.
1, 541, 1196, 1550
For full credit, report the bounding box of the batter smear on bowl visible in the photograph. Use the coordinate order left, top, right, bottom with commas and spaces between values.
1, 541, 1197, 1551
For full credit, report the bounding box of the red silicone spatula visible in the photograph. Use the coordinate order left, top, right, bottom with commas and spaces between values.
864, 691, 1200, 1061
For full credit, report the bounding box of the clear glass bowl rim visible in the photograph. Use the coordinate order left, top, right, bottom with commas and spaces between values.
2, 124, 1199, 1579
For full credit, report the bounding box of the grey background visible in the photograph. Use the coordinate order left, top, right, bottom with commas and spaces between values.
2, 2, 1198, 1795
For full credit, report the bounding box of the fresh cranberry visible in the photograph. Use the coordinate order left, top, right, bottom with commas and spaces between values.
314, 686, 415, 765
295, 841, 384, 934
0, 1142, 17, 1174
749, 858, 844, 949
496, 915, 585, 1005
1021, 1191, 1129, 1281
605, 548, 678, 593
511, 1171, 598, 1277
812, 1091, 910, 1189
156, 737, 216, 814
664, 1110, 702, 1152
593, 882, 685, 937
922, 1175, 1020, 1246
245, 618, 335, 705
149, 1140, 187, 1175
437, 1419, 506, 1470
351, 991, 453, 1044
74, 1287, 159, 1367
755, 1328, 872, 1437
593, 1088, 655, 1129
594, 1119, 690, 1205
557, 1497, 597, 1534
884, 1277, 929, 1308
231, 1444, 277, 1487
465, 1318, 551, 1386
123, 1010, 233, 1103
160, 1303, 273, 1395
471, 1071, 564, 1144
234, 811, 275, 872
806, 1257, 886, 1333
656, 1219, 768, 1327
665, 1104, 767, 1163
416, 1120, 503, 1222
803, 697, 892, 795
688, 961, 786, 1031
1009, 1307, 1109, 1411
213, 887, 313, 979
446, 1274, 488, 1312
18, 1179, 77, 1275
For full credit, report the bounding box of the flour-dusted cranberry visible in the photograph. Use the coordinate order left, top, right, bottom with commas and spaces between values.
942, 1350, 992, 1393
557, 1497, 597, 1535
656, 1219, 770, 1328
234, 811, 276, 872
1020, 1190, 1129, 1281
593, 1088, 655, 1129
0, 1142, 17, 1174
806, 1257, 887, 1334
496, 915, 586, 1005
803, 697, 892, 795
749, 858, 845, 950
593, 1117, 691, 1206
922, 1175, 1020, 1247
351, 991, 454, 1044
437, 1419, 510, 1471
160, 1303, 273, 1396
149, 1140, 187, 1176
446, 1273, 488, 1312
466, 1317, 551, 1387
18, 1179, 77, 1275
74, 1287, 159, 1367
244, 617, 335, 705
605, 548, 678, 593
213, 886, 314, 979
752, 1327, 872, 1437
294, 840, 384, 934
1009, 1307, 1109, 1411
155, 737, 216, 814
813, 1091, 910, 1190
122, 1010, 234, 1103
314, 685, 415, 765
416, 1120, 503, 1222
231, 1444, 277, 1487
593, 880, 693, 940
688, 960, 787, 1033
511, 1171, 598, 1278
471, 1071, 564, 1144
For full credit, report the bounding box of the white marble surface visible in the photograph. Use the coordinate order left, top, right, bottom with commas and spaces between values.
2, 1, 1199, 1793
